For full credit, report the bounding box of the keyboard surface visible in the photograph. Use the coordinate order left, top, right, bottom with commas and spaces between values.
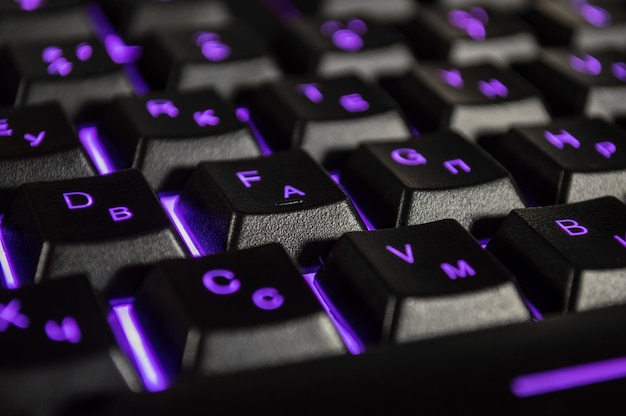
1, 1, 626, 415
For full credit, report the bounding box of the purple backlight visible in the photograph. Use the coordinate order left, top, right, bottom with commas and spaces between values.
340, 93, 369, 113
298, 83, 324, 103
570, 54, 602, 75
15, 0, 43, 11
78, 125, 116, 175
45, 317, 81, 343
0, 215, 19, 290
160, 195, 203, 258
321, 19, 367, 52
613, 62, 626, 81
439, 68, 464, 89
448, 7, 488, 41
573, 0, 612, 28
75, 43, 93, 61
112, 304, 168, 392
478, 79, 508, 99
195, 32, 231, 62
0, 299, 29, 330
511, 356, 626, 397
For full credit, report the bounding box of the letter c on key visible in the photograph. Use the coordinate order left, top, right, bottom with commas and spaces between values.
202, 269, 241, 295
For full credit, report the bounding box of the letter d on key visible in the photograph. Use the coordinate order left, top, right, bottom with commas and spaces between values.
63, 192, 94, 210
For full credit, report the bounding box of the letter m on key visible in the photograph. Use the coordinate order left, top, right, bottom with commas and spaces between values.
440, 259, 476, 280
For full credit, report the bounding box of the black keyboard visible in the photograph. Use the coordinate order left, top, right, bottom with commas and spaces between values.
1, 1, 626, 415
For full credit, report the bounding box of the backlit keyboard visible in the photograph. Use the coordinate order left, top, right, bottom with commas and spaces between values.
1, 1, 626, 415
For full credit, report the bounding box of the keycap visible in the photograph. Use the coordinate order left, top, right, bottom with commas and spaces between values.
96, 89, 261, 192
379, 62, 551, 139
68, 301, 626, 415
479, 117, 626, 206
0, 0, 93, 44
398, 5, 539, 66
0, 169, 187, 297
237, 74, 412, 166
0, 102, 97, 209
486, 196, 626, 316
289, 0, 418, 20
134, 243, 346, 381
0, 275, 141, 416
138, 22, 281, 96
421, 0, 531, 10
0, 36, 134, 121
96, 0, 235, 41
525, 0, 626, 50
514, 48, 626, 120
177, 149, 366, 269
341, 132, 526, 237
314, 219, 531, 349
274, 16, 416, 78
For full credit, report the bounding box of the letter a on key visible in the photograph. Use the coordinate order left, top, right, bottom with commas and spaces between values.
63, 192, 94, 209
284, 185, 305, 199
385, 244, 414, 264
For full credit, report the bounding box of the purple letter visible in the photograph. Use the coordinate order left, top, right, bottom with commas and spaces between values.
109, 206, 133, 222
386, 244, 414, 264
252, 287, 284, 310
236, 170, 261, 188
391, 148, 427, 166
193, 109, 220, 127
63, 192, 93, 210
440, 260, 476, 280
555, 219, 588, 236
544, 130, 580, 149
595, 141, 616, 158
443, 159, 471, 174
146, 99, 179, 118
478, 79, 508, 99
0, 119, 12, 137
340, 93, 369, 113
0, 299, 29, 331
202, 269, 241, 295
439, 69, 464, 89
570, 54, 602, 76
284, 185, 305, 199
45, 317, 81, 343
23, 131, 45, 147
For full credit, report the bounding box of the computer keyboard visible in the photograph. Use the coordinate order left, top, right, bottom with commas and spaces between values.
1, 1, 626, 415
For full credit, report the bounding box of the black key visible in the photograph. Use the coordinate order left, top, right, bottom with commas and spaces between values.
96, 89, 261, 192
0, 275, 140, 416
138, 22, 281, 96
0, 0, 92, 44
341, 132, 526, 237
479, 117, 626, 206
290, 0, 418, 21
0, 102, 96, 209
525, 0, 626, 50
380, 62, 551, 139
237, 74, 412, 166
515, 48, 626, 120
274, 16, 415, 78
177, 150, 366, 269
66, 301, 626, 415
0, 169, 187, 297
420, 0, 531, 10
0, 36, 134, 121
134, 244, 346, 380
486, 196, 626, 316
314, 220, 531, 349
96, 0, 235, 41
398, 5, 539, 66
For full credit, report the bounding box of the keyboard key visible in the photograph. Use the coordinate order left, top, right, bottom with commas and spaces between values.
274, 16, 416, 78
0, 0, 93, 45
341, 132, 526, 236
421, 0, 531, 10
515, 48, 626, 120
399, 5, 539, 65
314, 219, 531, 349
526, 0, 626, 50
134, 243, 346, 380
177, 149, 366, 268
486, 196, 626, 316
290, 0, 418, 20
138, 22, 281, 96
0, 102, 97, 209
238, 74, 411, 166
380, 62, 551, 139
0, 275, 140, 416
96, 89, 261, 192
0, 169, 187, 297
479, 117, 626, 206
96, 0, 235, 41
0, 36, 134, 121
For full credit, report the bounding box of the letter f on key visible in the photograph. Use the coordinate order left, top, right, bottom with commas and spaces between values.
236, 170, 261, 188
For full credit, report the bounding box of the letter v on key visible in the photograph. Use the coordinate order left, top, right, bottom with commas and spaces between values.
385, 244, 414, 264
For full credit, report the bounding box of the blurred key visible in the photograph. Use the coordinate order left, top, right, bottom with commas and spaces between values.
290, 0, 418, 21
0, 102, 96, 209
0, 169, 187, 297
341, 132, 526, 237
134, 243, 346, 380
525, 0, 626, 50
238, 74, 411, 166
177, 150, 365, 269
380, 62, 551, 139
274, 16, 416, 78
479, 117, 626, 206
515, 48, 626, 120
138, 22, 281, 96
96, 89, 261, 192
0, 275, 140, 416
398, 5, 539, 65
419, 0, 531, 10
0, 36, 134, 121
487, 196, 626, 316
314, 219, 531, 349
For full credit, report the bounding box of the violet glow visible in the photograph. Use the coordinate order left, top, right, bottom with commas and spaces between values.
112, 304, 168, 392
511, 356, 626, 397
160, 195, 203, 258
78, 125, 116, 175
236, 107, 273, 156
0, 215, 19, 290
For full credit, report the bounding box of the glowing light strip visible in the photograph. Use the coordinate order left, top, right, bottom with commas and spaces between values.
78, 126, 116, 175
236, 107, 273, 156
511, 356, 626, 397
112, 304, 168, 392
160, 195, 203, 257
330, 172, 376, 231
0, 216, 18, 289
